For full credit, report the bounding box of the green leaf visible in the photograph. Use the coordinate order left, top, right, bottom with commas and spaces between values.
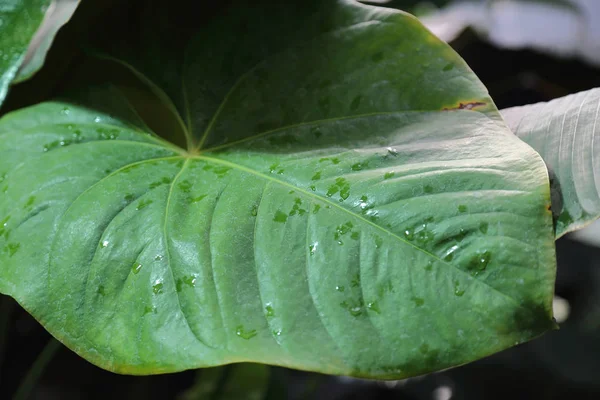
502, 88, 600, 238
0, 0, 52, 107
0, 0, 556, 378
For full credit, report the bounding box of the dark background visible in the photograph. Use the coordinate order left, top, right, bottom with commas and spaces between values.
2, 3, 600, 400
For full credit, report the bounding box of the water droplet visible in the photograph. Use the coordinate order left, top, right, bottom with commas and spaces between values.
335, 285, 345, 292
386, 147, 399, 157
309, 241, 318, 255
136, 199, 153, 211
359, 195, 369, 209
444, 245, 459, 261
154, 255, 163, 261
24, 196, 35, 209
7, 242, 20, 257
101, 240, 109, 248
341, 301, 363, 317
443, 63, 455, 71
458, 204, 467, 213
351, 162, 368, 171
190, 195, 207, 204
236, 325, 257, 340
375, 235, 383, 249
273, 210, 288, 223
419, 343, 429, 354
424, 261, 433, 271
313, 204, 321, 214
152, 280, 164, 295
61, 107, 70, 115
411, 296, 425, 307
467, 250, 492, 275
351, 273, 360, 288
404, 229, 414, 240
453, 280, 465, 297
367, 301, 381, 314
132, 263, 143, 274
479, 222, 489, 234
178, 180, 192, 193
423, 185, 433, 194
311, 127, 322, 138
311, 171, 321, 181
384, 171, 395, 180
265, 304, 275, 317
143, 306, 157, 315
97, 285, 105, 296
250, 204, 258, 216
94, 116, 101, 123
273, 329, 282, 336
351, 231, 360, 240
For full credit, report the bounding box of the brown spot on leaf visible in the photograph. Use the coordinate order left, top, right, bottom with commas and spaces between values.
443, 101, 486, 111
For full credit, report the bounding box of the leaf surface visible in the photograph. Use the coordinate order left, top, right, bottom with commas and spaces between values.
502, 88, 600, 237
0, 0, 556, 378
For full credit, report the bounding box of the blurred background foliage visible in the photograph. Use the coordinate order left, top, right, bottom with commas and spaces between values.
2, 0, 600, 398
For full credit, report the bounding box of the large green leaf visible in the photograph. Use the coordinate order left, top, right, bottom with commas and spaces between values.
0, 0, 556, 378
502, 88, 600, 238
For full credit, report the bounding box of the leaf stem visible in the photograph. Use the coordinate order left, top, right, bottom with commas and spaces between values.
13, 338, 61, 400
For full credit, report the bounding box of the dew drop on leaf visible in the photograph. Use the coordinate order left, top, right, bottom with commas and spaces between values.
152, 281, 164, 295
236, 325, 257, 340
265, 303, 275, 317
367, 301, 381, 314
132, 263, 143, 274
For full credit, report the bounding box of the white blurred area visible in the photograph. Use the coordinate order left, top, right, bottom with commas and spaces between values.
375, 0, 600, 67
569, 219, 600, 248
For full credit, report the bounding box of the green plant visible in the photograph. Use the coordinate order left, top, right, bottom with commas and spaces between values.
0, 0, 598, 387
